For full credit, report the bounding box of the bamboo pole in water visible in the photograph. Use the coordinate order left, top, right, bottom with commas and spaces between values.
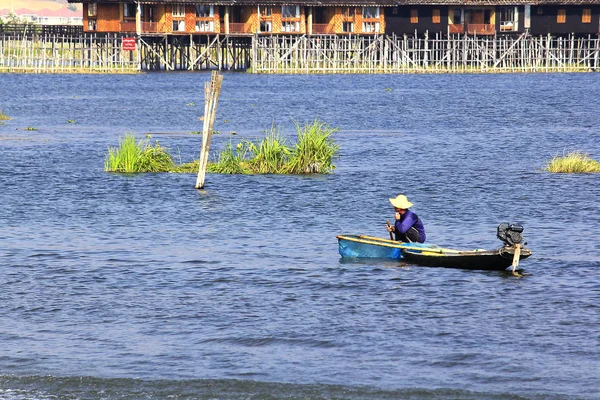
195, 71, 223, 189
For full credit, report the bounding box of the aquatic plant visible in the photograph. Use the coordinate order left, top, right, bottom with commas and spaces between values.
545, 151, 600, 173
66, 119, 76, 124
0, 109, 10, 120
246, 124, 291, 173
105, 134, 176, 173
105, 120, 339, 175
285, 119, 339, 174
208, 118, 339, 174
25, 126, 38, 131
207, 141, 253, 174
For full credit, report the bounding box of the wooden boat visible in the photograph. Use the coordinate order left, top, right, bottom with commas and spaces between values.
400, 246, 532, 271
337, 224, 532, 271
336, 234, 448, 259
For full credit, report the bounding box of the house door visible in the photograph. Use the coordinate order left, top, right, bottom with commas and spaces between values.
471, 10, 485, 24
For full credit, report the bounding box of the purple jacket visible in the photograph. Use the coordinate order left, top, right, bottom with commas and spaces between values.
394, 209, 426, 243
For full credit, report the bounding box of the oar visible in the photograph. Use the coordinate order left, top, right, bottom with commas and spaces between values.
386, 220, 393, 240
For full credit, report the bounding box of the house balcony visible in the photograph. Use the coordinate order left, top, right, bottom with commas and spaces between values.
448, 23, 464, 34
228, 22, 253, 34
119, 21, 160, 33
467, 23, 495, 35
311, 23, 335, 34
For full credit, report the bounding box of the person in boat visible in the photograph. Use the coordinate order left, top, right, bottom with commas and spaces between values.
386, 194, 426, 243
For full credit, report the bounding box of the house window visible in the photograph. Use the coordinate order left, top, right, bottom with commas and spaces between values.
172, 20, 186, 31
282, 21, 300, 32
362, 21, 380, 32
342, 22, 354, 32
450, 8, 462, 24
88, 19, 97, 30
260, 21, 272, 32
282, 5, 299, 18
195, 5, 213, 18
582, 8, 591, 23
410, 9, 418, 24
362, 7, 379, 19
500, 7, 516, 30
557, 9, 566, 23
432, 9, 440, 23
172, 4, 185, 18
484, 9, 491, 24
195, 20, 214, 31
261, 6, 272, 17
123, 3, 136, 19
342, 7, 354, 18
88, 3, 97, 17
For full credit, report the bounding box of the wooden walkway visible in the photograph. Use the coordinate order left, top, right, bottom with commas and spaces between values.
1, 30, 599, 73
252, 33, 600, 73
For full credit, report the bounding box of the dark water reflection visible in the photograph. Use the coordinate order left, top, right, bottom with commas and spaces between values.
0, 72, 599, 399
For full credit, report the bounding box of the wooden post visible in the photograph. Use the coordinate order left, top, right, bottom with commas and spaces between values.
195, 71, 224, 189
511, 243, 522, 274
225, 6, 230, 35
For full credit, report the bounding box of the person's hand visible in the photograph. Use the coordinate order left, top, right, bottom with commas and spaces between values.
386, 224, 394, 233
395, 212, 401, 220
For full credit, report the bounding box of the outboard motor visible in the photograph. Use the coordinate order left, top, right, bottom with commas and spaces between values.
497, 223, 524, 247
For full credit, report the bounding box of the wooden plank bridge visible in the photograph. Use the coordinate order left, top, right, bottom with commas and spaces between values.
1, 28, 599, 73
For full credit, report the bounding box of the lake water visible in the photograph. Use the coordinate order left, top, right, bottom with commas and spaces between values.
0, 72, 599, 400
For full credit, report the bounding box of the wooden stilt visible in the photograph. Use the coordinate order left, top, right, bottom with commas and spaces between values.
195, 71, 224, 190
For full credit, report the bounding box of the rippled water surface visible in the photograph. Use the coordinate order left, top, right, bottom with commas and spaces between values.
1, 72, 599, 399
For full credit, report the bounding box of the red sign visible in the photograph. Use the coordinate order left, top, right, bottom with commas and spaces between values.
122, 38, 136, 51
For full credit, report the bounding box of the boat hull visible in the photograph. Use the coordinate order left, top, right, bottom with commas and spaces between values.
337, 234, 444, 260
337, 234, 532, 271
401, 247, 532, 271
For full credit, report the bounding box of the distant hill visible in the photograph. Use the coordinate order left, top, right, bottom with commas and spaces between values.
0, 0, 82, 18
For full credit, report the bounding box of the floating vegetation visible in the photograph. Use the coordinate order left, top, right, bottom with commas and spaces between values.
189, 131, 202, 135
25, 126, 38, 131
0, 110, 10, 120
208, 118, 338, 174
66, 119, 76, 124
545, 151, 600, 173
187, 102, 196, 106
105, 119, 338, 175
105, 134, 176, 173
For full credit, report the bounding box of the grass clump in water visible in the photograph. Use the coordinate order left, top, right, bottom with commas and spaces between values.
208, 119, 338, 174
285, 119, 339, 174
105, 134, 176, 173
545, 151, 600, 173
0, 110, 10, 120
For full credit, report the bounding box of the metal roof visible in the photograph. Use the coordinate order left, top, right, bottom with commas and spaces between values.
397, 0, 600, 4
68, 0, 398, 5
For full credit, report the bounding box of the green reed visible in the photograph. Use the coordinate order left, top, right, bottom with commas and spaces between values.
285, 119, 339, 174
207, 141, 253, 174
545, 151, 600, 173
105, 134, 176, 173
208, 119, 338, 174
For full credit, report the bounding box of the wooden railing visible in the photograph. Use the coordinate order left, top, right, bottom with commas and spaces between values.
448, 24, 464, 34
0, 23, 83, 36
467, 24, 495, 35
117, 21, 161, 33
312, 24, 335, 34
119, 22, 136, 32
229, 23, 253, 33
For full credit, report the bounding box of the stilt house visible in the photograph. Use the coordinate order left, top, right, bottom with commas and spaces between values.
388, 0, 600, 36
73, 0, 395, 35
